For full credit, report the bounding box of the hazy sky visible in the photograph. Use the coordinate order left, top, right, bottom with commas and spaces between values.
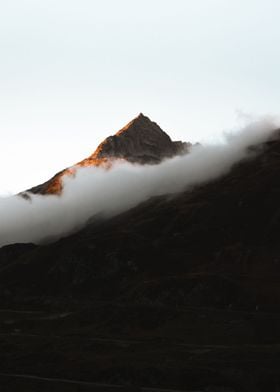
1, 0, 280, 193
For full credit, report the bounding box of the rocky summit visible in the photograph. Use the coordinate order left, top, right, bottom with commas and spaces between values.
80, 113, 190, 165
27, 113, 190, 195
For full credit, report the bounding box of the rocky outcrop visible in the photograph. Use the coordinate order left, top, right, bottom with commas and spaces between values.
80, 113, 190, 165
27, 113, 190, 195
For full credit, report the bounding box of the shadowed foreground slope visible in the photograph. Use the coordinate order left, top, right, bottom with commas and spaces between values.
1, 136, 280, 390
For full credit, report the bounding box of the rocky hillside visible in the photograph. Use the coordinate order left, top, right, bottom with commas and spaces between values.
27, 113, 190, 195
3, 135, 280, 309
2, 126, 280, 391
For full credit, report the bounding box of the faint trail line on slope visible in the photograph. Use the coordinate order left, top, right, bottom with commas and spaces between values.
0, 309, 45, 314
0, 372, 197, 392
2, 332, 280, 352
0, 332, 230, 348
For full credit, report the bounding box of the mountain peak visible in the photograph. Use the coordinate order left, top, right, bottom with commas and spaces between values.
116, 113, 166, 136
27, 115, 190, 195
90, 113, 189, 164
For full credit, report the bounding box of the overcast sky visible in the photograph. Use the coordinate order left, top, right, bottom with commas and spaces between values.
1, 0, 280, 194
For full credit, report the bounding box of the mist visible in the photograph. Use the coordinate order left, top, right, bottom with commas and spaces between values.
0, 118, 278, 247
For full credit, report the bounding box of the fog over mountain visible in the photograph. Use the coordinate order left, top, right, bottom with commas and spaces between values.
0, 116, 278, 247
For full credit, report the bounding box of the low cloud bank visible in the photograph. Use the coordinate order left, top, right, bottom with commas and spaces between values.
0, 118, 278, 247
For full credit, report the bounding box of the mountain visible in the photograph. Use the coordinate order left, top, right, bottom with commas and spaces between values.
3, 135, 280, 308
1, 124, 280, 391
27, 113, 190, 195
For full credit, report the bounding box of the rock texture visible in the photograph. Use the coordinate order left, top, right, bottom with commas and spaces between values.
27, 113, 190, 195
80, 113, 189, 165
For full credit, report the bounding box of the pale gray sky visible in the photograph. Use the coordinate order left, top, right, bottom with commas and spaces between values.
1, 0, 280, 193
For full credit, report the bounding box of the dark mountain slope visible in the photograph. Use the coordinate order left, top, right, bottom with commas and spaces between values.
2, 137, 280, 308
1, 134, 280, 391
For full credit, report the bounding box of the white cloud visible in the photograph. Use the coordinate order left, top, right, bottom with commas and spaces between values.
0, 117, 278, 247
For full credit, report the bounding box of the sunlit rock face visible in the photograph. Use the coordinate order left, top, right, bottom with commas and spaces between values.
26, 113, 191, 195
81, 113, 190, 165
